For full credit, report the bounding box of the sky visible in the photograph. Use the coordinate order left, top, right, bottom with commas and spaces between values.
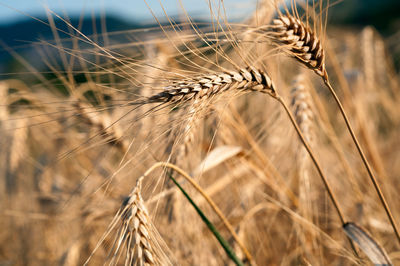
0, 0, 254, 25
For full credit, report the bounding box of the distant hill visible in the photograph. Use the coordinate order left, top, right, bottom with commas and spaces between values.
1, 1, 399, 74
0, 15, 212, 76
0, 16, 151, 74
328, 0, 400, 34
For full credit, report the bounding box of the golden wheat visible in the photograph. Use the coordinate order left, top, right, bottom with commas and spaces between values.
1, 1, 400, 265
148, 67, 275, 103
271, 14, 326, 77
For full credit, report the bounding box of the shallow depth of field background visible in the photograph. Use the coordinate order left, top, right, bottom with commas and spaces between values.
1, 0, 400, 265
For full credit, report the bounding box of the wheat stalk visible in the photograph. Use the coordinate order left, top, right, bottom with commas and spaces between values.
270, 12, 400, 246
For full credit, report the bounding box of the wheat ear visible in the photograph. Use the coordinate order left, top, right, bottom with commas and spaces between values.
290, 74, 315, 209
290, 74, 321, 260
272, 15, 325, 77
271, 13, 400, 246
113, 177, 170, 266
148, 66, 276, 103
290, 75, 314, 146
122, 178, 156, 265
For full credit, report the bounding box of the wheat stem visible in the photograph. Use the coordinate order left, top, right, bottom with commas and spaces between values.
275, 95, 345, 224
271, 12, 400, 246
273, 95, 360, 260
323, 77, 400, 245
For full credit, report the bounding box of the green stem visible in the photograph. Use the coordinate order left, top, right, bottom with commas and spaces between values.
167, 172, 244, 266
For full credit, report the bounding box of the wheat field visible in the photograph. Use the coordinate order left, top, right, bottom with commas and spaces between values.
0, 0, 400, 265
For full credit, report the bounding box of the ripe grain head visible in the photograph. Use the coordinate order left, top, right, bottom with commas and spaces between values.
271, 14, 326, 78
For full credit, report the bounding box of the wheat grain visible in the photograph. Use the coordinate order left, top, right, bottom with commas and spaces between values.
148, 67, 275, 103
271, 14, 326, 77
290, 74, 314, 146
115, 177, 158, 265
290, 74, 318, 259
102, 177, 172, 265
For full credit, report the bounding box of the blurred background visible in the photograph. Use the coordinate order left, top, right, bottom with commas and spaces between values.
1, 0, 400, 74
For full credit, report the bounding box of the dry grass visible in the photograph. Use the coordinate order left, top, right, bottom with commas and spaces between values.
1, 0, 400, 265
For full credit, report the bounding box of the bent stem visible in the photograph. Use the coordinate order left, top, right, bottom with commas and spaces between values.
142, 162, 253, 264
273, 95, 360, 259
322, 75, 400, 245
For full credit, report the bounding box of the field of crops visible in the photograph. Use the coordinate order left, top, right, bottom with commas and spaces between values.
1, 1, 400, 265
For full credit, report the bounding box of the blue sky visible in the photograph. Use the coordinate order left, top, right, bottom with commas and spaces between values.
0, 0, 254, 25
